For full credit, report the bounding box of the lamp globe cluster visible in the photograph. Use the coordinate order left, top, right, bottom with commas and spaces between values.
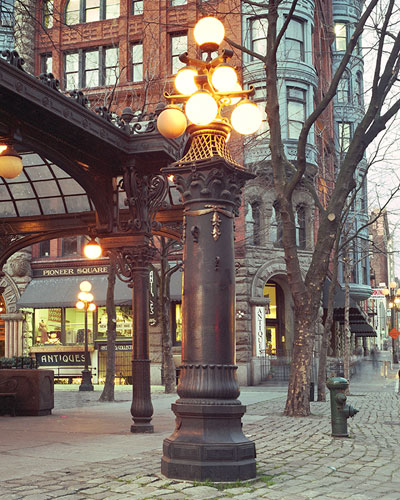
157, 16, 262, 139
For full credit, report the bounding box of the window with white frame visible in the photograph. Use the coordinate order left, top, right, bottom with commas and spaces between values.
43, 0, 54, 28
131, 0, 143, 15
41, 53, 53, 74
338, 121, 351, 153
270, 203, 282, 246
295, 205, 306, 249
355, 71, 363, 106
171, 33, 187, 74
65, 0, 120, 25
287, 87, 306, 140
131, 43, 143, 82
285, 18, 304, 61
171, 0, 186, 5
250, 17, 268, 57
252, 84, 269, 136
64, 47, 119, 90
337, 72, 350, 103
334, 22, 347, 51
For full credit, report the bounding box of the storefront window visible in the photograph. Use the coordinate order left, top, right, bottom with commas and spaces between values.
32, 305, 132, 346
97, 306, 132, 338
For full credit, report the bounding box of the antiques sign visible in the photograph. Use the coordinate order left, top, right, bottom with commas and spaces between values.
149, 265, 159, 326
36, 352, 85, 366
254, 306, 266, 357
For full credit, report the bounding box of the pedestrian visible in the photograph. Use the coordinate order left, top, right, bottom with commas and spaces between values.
371, 344, 379, 371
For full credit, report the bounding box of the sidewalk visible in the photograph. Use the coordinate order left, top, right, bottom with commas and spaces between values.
0, 360, 399, 500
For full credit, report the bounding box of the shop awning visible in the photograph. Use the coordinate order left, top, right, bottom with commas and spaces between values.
349, 321, 377, 337
16, 275, 132, 309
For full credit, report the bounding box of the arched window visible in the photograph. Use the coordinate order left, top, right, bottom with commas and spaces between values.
295, 205, 306, 249
270, 203, 282, 246
42, 0, 53, 28
355, 71, 363, 106
65, 0, 120, 25
251, 201, 261, 245
337, 72, 350, 103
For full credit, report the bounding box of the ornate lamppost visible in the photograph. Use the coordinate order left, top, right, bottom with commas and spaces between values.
383, 282, 400, 364
76, 280, 96, 391
157, 17, 261, 481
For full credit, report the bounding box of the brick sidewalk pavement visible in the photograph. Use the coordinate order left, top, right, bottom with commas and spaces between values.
1, 365, 400, 500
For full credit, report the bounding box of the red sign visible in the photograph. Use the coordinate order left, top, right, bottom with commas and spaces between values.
389, 328, 400, 339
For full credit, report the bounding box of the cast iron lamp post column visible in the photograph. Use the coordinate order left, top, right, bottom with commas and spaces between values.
157, 16, 262, 482
383, 282, 400, 364
76, 280, 96, 391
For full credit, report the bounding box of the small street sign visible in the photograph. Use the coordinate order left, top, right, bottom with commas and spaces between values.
389, 328, 400, 339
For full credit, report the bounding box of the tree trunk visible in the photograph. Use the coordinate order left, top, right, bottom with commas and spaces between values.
284, 307, 315, 416
99, 257, 117, 402
343, 252, 350, 391
317, 235, 340, 401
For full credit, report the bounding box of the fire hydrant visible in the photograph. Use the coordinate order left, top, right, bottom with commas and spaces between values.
326, 377, 358, 437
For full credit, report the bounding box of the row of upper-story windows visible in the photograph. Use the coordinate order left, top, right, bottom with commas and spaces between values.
42, 0, 190, 27
249, 202, 307, 249
246, 17, 361, 59
40, 32, 188, 89
248, 16, 305, 61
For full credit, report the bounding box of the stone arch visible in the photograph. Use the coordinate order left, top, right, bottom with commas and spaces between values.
0, 272, 21, 314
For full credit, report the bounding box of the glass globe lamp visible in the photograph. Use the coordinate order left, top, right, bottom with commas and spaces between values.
76, 301, 85, 310
185, 91, 218, 126
83, 238, 102, 259
194, 17, 225, 52
211, 64, 238, 92
0, 144, 23, 179
231, 100, 262, 135
79, 280, 92, 293
157, 105, 187, 138
175, 67, 199, 95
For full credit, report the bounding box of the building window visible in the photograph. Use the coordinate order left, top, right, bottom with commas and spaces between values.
131, 43, 143, 82
270, 203, 282, 246
64, 52, 79, 89
104, 47, 119, 85
252, 84, 268, 136
337, 72, 350, 103
131, 0, 143, 15
171, 0, 186, 5
287, 87, 306, 140
171, 33, 187, 74
43, 0, 54, 28
285, 18, 304, 61
295, 206, 306, 249
64, 47, 119, 90
338, 122, 351, 153
334, 22, 347, 51
250, 17, 268, 57
0, 0, 14, 27
62, 236, 84, 256
355, 71, 363, 106
65, 0, 120, 25
39, 240, 51, 257
40, 53, 53, 74
251, 201, 261, 245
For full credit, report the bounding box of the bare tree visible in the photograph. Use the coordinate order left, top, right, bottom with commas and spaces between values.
223, 0, 400, 415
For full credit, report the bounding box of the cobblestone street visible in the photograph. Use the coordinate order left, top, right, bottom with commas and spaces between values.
1, 359, 399, 500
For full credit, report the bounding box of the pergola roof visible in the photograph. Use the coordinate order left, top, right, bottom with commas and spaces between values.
0, 51, 183, 264
1, 151, 94, 218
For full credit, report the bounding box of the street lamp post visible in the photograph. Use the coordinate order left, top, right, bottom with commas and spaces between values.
158, 17, 261, 481
76, 280, 96, 391
383, 282, 399, 364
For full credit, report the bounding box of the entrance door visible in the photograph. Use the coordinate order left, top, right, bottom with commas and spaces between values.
264, 281, 286, 356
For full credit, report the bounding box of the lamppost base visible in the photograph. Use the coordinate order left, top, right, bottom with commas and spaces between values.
79, 369, 94, 391
131, 422, 154, 433
161, 402, 256, 482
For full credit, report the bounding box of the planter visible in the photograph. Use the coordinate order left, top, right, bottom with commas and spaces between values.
0, 369, 54, 416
